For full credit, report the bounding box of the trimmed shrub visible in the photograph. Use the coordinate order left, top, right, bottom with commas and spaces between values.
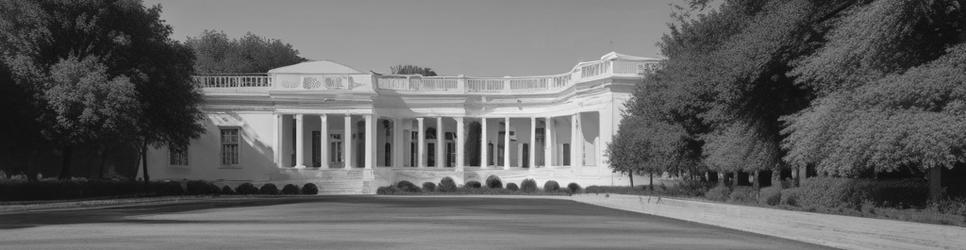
798, 177, 928, 210
438, 177, 457, 192
520, 178, 538, 193
396, 180, 421, 192
259, 183, 280, 195
485, 175, 503, 189
422, 182, 436, 192
186, 180, 219, 195
154, 181, 185, 195
377, 186, 398, 195
758, 186, 782, 206
220, 185, 235, 195
705, 185, 731, 201
506, 183, 519, 191
465, 181, 482, 189
567, 183, 581, 194
543, 180, 560, 192
780, 188, 800, 207
301, 183, 319, 195
281, 184, 300, 195
236, 183, 258, 195
728, 186, 757, 204
667, 179, 711, 196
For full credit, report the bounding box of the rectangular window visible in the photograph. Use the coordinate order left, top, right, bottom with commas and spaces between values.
169, 145, 188, 166
312, 131, 321, 167
562, 143, 571, 166
221, 128, 239, 166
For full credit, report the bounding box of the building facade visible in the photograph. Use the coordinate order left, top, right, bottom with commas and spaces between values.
144, 52, 661, 194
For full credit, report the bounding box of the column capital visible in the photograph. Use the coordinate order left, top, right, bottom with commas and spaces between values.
294, 113, 304, 120
416, 117, 424, 121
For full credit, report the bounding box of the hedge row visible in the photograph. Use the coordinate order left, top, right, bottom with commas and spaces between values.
0, 179, 321, 201
377, 176, 580, 195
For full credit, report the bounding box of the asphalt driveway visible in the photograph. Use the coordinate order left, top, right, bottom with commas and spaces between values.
0, 196, 833, 249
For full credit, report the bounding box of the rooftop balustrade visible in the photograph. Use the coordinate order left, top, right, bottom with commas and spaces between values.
193, 54, 662, 95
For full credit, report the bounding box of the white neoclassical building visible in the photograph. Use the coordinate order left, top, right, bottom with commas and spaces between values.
144, 52, 661, 194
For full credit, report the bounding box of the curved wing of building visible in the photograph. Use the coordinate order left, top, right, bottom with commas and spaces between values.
149, 52, 662, 194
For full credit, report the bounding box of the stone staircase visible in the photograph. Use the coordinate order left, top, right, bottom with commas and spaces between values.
269, 169, 367, 194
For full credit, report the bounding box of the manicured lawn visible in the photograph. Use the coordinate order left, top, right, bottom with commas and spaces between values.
0, 196, 830, 249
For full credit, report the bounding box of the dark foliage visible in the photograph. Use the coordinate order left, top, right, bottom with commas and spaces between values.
438, 177, 457, 192
186, 180, 219, 195
465, 181, 482, 189
0, 179, 186, 201
543, 180, 560, 192
505, 183, 519, 191
301, 183, 319, 195
396, 181, 421, 192
520, 179, 538, 193
758, 186, 782, 206
220, 185, 235, 195
421, 182, 436, 192
567, 183, 582, 194
485, 175, 502, 189
235, 183, 258, 195
281, 184, 300, 195
728, 187, 757, 203
797, 177, 928, 209
259, 183, 279, 195
704, 186, 731, 201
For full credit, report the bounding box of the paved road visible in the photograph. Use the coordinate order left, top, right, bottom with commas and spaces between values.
0, 196, 833, 249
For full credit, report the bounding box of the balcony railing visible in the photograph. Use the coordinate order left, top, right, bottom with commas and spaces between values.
193, 75, 272, 88
194, 58, 662, 94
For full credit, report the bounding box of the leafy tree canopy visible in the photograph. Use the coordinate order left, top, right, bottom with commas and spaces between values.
390, 65, 437, 76
0, 0, 204, 179
186, 30, 306, 74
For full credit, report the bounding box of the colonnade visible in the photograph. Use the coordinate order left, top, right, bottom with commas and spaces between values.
275, 113, 594, 170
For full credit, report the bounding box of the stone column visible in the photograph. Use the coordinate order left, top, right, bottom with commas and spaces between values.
275, 113, 283, 168
545, 116, 553, 167
393, 117, 403, 167
571, 114, 577, 167
529, 116, 536, 169
364, 114, 374, 169
480, 117, 487, 168
417, 117, 425, 168
503, 116, 510, 170
455, 117, 465, 171
294, 114, 305, 168
320, 114, 329, 168
344, 114, 353, 168
436, 116, 444, 168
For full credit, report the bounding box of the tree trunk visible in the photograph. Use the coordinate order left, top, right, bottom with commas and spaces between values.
753, 170, 760, 189
628, 172, 634, 187
141, 141, 149, 185
97, 146, 108, 179
732, 171, 739, 186
928, 167, 943, 201
649, 172, 654, 191
59, 146, 72, 180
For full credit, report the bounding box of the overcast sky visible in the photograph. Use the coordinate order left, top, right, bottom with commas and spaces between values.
144, 0, 677, 76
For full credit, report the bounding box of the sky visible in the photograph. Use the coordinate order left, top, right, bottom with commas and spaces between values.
143, 0, 678, 76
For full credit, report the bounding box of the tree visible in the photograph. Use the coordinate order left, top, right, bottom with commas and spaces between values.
0, 0, 204, 181
186, 30, 306, 74
783, 0, 966, 200
606, 115, 685, 190
390, 65, 437, 76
